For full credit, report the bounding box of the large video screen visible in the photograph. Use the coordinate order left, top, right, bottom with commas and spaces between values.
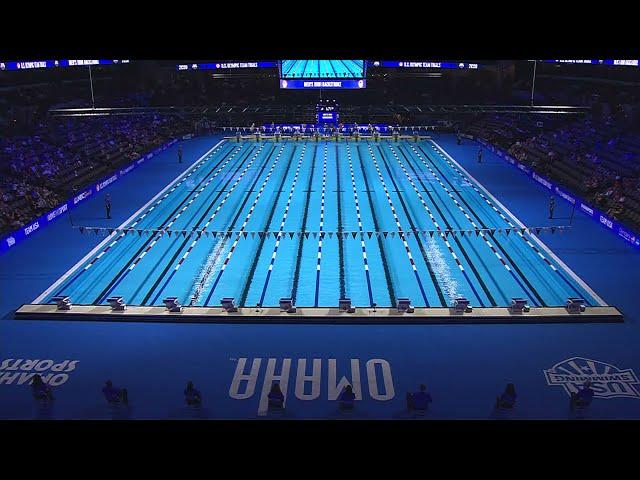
280, 60, 365, 79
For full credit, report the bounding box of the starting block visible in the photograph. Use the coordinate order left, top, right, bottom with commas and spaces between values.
453, 297, 473, 314
106, 296, 126, 311
221, 297, 238, 313
566, 297, 586, 314
396, 297, 414, 313
510, 298, 530, 313
339, 298, 356, 313
51, 296, 72, 311
163, 297, 183, 313
279, 297, 296, 313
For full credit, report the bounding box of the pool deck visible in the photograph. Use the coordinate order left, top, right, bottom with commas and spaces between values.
15, 303, 623, 324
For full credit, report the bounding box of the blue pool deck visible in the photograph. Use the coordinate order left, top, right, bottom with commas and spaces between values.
1, 133, 640, 419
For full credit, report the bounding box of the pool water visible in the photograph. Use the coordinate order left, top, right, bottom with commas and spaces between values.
39, 139, 603, 309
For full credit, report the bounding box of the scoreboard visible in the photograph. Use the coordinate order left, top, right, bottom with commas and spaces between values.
317, 99, 339, 124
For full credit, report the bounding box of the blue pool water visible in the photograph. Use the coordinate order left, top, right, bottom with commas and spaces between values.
281, 60, 364, 78
37, 139, 602, 310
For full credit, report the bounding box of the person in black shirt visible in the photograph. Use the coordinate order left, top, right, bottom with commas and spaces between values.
105, 193, 112, 219
178, 145, 183, 164
184, 381, 202, 407
31, 374, 54, 402
496, 383, 517, 409
268, 383, 285, 410
338, 384, 356, 410
477, 147, 483, 163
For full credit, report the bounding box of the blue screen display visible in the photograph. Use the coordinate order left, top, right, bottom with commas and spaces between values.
280, 60, 365, 79
280, 79, 366, 89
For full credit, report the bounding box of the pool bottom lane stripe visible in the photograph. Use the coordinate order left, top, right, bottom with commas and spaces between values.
345, 144, 375, 307
387, 143, 489, 307
313, 145, 328, 307
365, 143, 430, 307
149, 143, 278, 306
202, 142, 290, 306
198, 143, 287, 306
376, 144, 447, 306
238, 144, 299, 307
98, 143, 261, 305
414, 143, 545, 307
428, 140, 598, 306
257, 144, 307, 306
290, 144, 317, 304
52, 141, 235, 299
355, 144, 396, 307
335, 143, 347, 301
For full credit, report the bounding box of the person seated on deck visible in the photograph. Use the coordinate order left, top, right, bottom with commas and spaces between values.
338, 384, 356, 411
184, 381, 202, 407
407, 384, 432, 412
495, 383, 517, 409
570, 380, 594, 410
102, 380, 128, 406
268, 383, 285, 410
31, 374, 54, 402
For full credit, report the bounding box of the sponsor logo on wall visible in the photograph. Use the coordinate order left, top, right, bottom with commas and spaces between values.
544, 357, 640, 399
46, 203, 68, 221
23, 221, 40, 236
96, 175, 118, 192
600, 215, 614, 229
580, 203, 594, 216
73, 189, 92, 205
0, 358, 79, 387
229, 357, 395, 415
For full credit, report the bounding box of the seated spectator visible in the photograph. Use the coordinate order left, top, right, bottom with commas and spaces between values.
407, 384, 433, 412
184, 381, 202, 407
31, 374, 54, 402
570, 380, 594, 410
267, 383, 285, 410
495, 383, 517, 409
338, 384, 356, 410
102, 380, 128, 406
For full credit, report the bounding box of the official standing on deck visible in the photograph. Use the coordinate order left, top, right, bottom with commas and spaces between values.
105, 193, 112, 219
477, 147, 483, 163
178, 144, 183, 164
549, 196, 556, 219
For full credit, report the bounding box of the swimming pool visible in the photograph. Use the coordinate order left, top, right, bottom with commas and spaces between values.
36, 139, 604, 310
